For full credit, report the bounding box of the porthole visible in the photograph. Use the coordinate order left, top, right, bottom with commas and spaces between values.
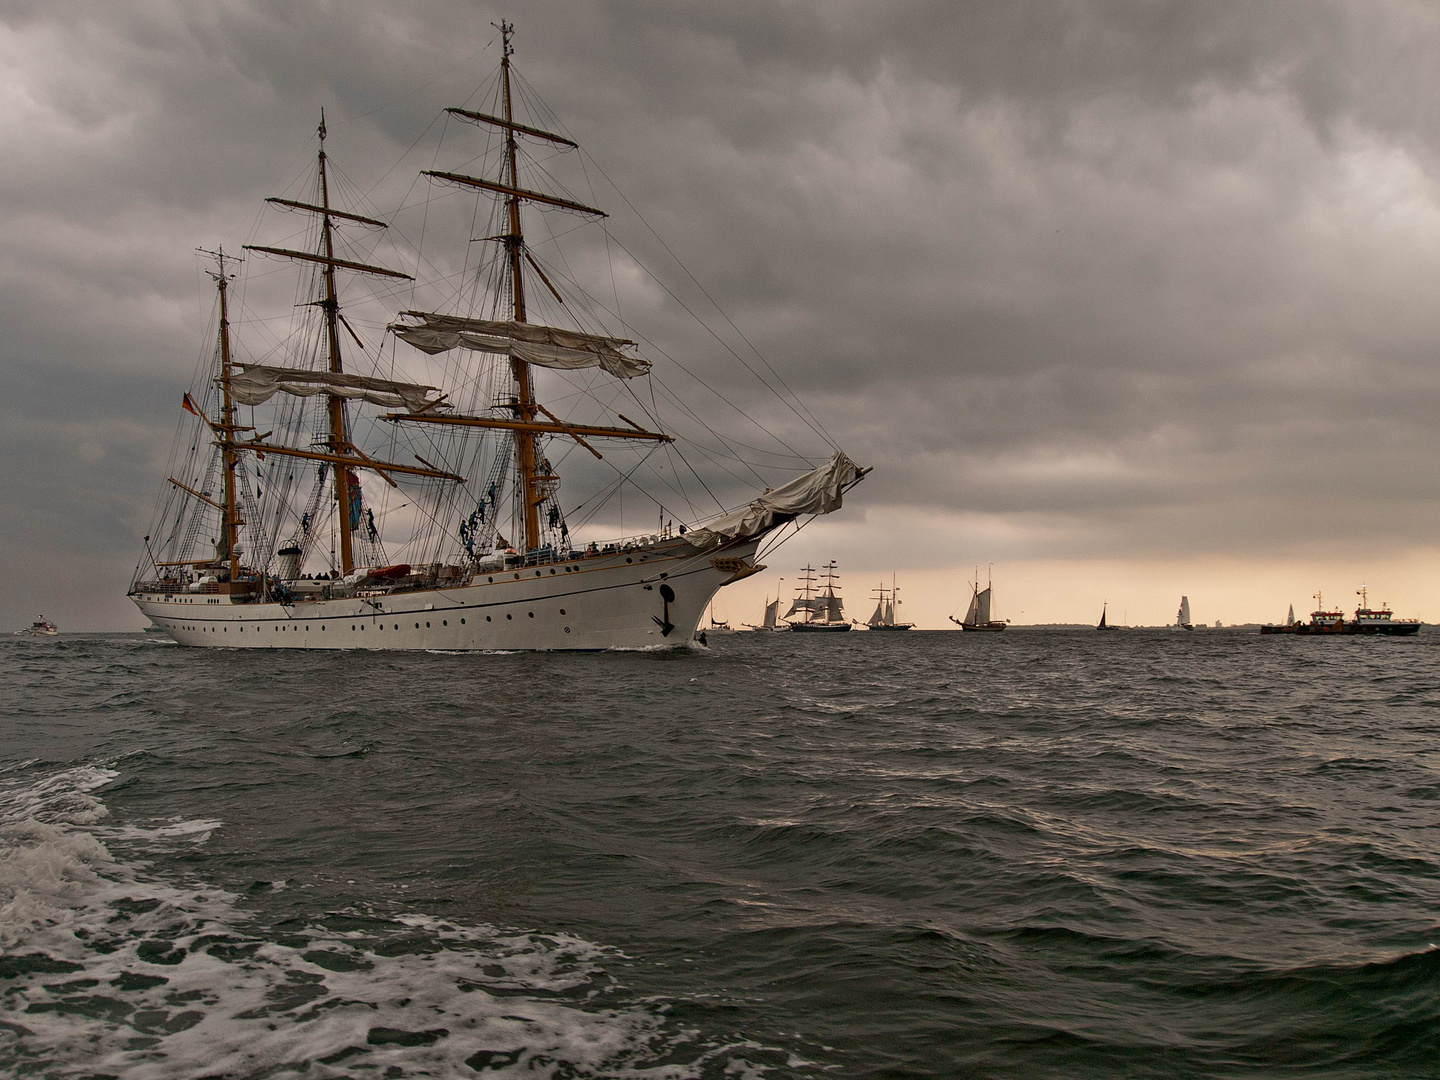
415, 622, 421, 629
486, 616, 492, 622
442, 620, 447, 626
488, 576, 494, 583
460, 618, 466, 625
559, 609, 566, 615
535, 570, 541, 577
514, 573, 520, 580
626, 557, 633, 564
425, 621, 430, 628
506, 614, 512, 621
549, 568, 556, 575
564, 627, 571, 634
528, 612, 534, 619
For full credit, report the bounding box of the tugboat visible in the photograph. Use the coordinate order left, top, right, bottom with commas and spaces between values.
15, 616, 59, 638
1345, 585, 1420, 635
1260, 588, 1419, 635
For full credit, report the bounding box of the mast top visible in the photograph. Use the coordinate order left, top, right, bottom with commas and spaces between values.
318, 108, 327, 144
197, 245, 241, 283
493, 19, 514, 59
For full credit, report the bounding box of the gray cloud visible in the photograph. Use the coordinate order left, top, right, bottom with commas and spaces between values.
4, 0, 1440, 628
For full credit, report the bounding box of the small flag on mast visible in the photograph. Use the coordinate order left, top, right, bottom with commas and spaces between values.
181, 393, 201, 417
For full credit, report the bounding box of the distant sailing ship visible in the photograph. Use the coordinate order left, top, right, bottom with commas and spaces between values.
15, 616, 58, 638
950, 569, 1006, 631
786, 563, 851, 632
1175, 596, 1194, 630
867, 576, 915, 631
747, 586, 788, 632
126, 24, 865, 652
1097, 602, 1111, 630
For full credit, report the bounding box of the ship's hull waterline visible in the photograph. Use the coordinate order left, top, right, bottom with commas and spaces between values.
134, 539, 761, 652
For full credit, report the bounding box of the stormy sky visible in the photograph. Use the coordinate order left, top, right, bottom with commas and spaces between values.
5, 0, 1440, 629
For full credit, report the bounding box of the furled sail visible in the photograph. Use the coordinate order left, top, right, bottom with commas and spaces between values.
229, 364, 447, 413
975, 587, 992, 625
685, 452, 864, 548
392, 313, 651, 379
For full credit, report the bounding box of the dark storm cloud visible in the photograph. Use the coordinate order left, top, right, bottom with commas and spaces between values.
5, 0, 1440, 626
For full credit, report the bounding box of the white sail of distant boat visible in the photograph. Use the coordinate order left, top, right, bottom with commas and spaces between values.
1176, 596, 1193, 629
763, 598, 779, 629
1286, 603, 1295, 626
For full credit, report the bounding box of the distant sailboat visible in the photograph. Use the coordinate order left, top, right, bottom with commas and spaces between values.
1176, 596, 1194, 630
867, 576, 915, 631
1286, 603, 1295, 626
1097, 603, 1109, 630
950, 568, 1006, 631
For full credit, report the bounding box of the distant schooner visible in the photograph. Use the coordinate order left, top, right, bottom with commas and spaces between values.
129, 24, 864, 651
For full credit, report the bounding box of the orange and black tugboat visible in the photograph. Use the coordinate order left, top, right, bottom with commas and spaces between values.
1260, 588, 1420, 636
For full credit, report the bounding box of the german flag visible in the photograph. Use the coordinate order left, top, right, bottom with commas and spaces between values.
181, 393, 202, 417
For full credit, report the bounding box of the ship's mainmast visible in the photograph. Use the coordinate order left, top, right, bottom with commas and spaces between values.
316, 116, 358, 575
498, 22, 544, 553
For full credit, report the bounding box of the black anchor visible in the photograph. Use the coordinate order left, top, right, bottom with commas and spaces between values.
652, 583, 676, 637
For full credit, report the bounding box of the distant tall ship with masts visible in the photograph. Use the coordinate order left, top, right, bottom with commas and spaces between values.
786, 563, 851, 632
866, 576, 914, 630
951, 568, 1006, 631
127, 24, 864, 651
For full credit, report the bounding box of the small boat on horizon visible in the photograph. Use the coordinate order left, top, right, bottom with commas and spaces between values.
15, 616, 59, 638
1175, 596, 1194, 631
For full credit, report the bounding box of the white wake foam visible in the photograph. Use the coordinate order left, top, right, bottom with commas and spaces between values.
0, 765, 803, 1078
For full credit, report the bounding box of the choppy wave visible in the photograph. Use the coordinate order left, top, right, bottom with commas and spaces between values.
0, 765, 803, 1079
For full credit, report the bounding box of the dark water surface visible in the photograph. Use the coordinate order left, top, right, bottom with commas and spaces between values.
1, 630, 1437, 1078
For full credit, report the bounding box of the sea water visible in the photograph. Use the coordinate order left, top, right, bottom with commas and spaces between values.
0, 630, 1436, 1078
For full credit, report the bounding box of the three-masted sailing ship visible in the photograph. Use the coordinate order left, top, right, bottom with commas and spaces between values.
785, 562, 851, 632
129, 25, 864, 651
866, 576, 914, 630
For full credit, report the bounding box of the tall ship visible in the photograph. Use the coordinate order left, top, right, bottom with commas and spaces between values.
1261, 588, 1420, 636
786, 562, 851, 632
951, 569, 1006, 631
128, 25, 864, 651
867, 576, 915, 631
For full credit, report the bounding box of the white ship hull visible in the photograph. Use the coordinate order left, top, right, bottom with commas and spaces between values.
133, 538, 760, 652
